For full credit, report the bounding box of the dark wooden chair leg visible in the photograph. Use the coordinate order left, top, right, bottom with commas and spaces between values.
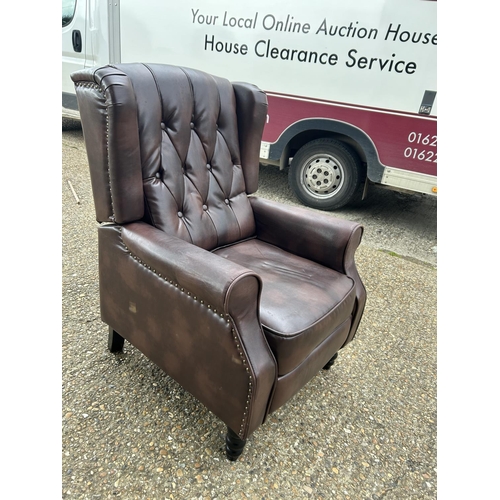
323, 352, 338, 370
108, 326, 125, 353
225, 426, 246, 461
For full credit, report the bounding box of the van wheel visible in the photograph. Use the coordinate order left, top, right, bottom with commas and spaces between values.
289, 138, 364, 211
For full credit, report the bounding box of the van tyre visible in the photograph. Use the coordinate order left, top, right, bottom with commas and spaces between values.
289, 138, 364, 211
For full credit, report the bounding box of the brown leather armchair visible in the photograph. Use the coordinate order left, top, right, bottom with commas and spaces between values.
71, 63, 366, 460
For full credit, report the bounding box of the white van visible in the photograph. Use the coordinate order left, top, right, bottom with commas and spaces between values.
62, 0, 437, 210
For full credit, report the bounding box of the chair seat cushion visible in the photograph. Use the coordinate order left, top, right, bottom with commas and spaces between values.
213, 239, 356, 375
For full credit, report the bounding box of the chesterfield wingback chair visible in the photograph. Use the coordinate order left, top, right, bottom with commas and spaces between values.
71, 63, 366, 460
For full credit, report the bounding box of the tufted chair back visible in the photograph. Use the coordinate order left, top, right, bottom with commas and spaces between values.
73, 63, 267, 250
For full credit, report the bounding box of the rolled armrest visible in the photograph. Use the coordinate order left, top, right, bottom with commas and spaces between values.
249, 196, 364, 274
99, 222, 276, 439
250, 196, 366, 346
121, 222, 259, 314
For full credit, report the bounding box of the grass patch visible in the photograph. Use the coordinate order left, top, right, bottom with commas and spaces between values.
378, 249, 436, 269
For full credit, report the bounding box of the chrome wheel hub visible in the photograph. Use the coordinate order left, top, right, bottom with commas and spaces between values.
302, 155, 344, 198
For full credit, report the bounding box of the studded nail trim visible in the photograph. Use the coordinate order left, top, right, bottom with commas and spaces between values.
230, 325, 254, 439
75, 81, 115, 222
120, 232, 254, 438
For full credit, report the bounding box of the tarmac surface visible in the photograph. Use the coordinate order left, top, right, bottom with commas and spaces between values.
62, 122, 437, 499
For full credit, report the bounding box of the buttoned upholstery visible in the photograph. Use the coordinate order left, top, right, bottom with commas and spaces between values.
72, 63, 366, 460
74, 63, 259, 248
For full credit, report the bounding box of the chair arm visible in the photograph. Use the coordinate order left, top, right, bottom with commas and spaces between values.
99, 222, 277, 439
250, 197, 366, 346
121, 222, 259, 314
249, 196, 363, 274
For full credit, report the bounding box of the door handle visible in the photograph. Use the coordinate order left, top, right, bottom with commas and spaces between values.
72, 30, 82, 53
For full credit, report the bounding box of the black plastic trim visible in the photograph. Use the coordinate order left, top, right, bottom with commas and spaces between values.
267, 118, 385, 183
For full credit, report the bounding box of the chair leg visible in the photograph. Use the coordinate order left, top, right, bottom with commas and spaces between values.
323, 352, 338, 370
108, 326, 125, 353
225, 426, 246, 461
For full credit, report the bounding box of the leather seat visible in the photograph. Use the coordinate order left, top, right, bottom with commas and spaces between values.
214, 238, 356, 376
71, 63, 366, 460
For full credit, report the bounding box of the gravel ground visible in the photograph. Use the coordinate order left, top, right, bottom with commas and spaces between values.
62, 123, 437, 499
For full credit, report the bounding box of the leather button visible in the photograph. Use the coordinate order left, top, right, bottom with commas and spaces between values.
160, 122, 166, 130
224, 198, 230, 205
202, 204, 208, 211
177, 211, 183, 218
